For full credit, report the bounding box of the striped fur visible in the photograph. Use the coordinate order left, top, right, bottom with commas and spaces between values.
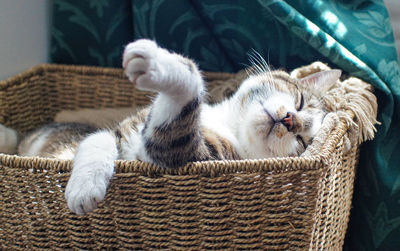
18, 123, 96, 159
112, 97, 239, 168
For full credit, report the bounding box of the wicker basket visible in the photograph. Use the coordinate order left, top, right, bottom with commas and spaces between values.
0, 64, 358, 250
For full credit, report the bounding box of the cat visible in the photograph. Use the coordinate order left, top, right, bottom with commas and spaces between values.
0, 39, 341, 215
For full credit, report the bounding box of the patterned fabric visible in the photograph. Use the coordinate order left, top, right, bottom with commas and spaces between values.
51, 0, 400, 249
51, 0, 133, 67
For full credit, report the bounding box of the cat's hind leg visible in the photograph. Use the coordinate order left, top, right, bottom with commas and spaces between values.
0, 124, 18, 154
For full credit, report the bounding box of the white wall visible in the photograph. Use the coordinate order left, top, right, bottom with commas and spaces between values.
0, 0, 50, 80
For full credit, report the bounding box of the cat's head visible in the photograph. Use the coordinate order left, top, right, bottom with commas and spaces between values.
235, 68, 340, 158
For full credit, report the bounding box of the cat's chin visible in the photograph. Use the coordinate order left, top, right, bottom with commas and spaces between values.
251, 133, 298, 159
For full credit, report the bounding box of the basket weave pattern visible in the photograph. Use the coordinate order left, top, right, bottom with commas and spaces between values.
0, 65, 357, 250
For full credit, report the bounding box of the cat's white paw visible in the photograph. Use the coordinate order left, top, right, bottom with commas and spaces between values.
65, 130, 117, 215
65, 162, 111, 215
123, 39, 161, 91
123, 39, 201, 95
0, 124, 18, 154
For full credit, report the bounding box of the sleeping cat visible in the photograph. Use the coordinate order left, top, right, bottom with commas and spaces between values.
0, 39, 341, 215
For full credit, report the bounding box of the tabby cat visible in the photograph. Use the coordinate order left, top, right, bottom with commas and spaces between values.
0, 39, 341, 214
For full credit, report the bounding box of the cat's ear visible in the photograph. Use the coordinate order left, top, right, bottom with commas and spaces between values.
298, 69, 341, 93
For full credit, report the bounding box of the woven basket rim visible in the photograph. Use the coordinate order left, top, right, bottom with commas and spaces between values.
0, 63, 348, 176
0, 63, 238, 89
0, 153, 326, 175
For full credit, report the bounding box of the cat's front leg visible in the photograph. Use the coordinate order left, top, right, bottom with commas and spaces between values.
65, 131, 118, 215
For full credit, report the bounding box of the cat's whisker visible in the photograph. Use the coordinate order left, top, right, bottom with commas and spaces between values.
247, 50, 277, 87
240, 63, 254, 76
248, 60, 264, 75
252, 50, 270, 73
248, 50, 267, 75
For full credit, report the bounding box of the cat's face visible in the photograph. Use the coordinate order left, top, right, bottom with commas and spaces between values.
236, 69, 340, 158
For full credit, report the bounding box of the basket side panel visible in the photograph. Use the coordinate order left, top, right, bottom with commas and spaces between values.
0, 166, 74, 249
0, 160, 324, 250
108, 166, 322, 250
0, 165, 32, 249
261, 169, 322, 250
167, 174, 202, 249
0, 73, 54, 133
310, 138, 358, 250
45, 70, 139, 110
109, 173, 143, 249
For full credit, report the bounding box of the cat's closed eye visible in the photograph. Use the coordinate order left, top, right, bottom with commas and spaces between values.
296, 135, 306, 148
297, 93, 304, 111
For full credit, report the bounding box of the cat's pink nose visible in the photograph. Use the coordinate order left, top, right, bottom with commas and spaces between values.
282, 112, 296, 131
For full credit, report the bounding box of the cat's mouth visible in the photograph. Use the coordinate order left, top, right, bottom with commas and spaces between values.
254, 109, 292, 141
263, 109, 288, 138
263, 108, 276, 123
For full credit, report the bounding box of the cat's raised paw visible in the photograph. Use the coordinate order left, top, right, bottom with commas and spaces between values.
123, 39, 161, 90
123, 39, 202, 96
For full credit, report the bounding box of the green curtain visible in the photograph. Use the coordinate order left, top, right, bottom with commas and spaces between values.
51, 0, 400, 249
51, 0, 133, 67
